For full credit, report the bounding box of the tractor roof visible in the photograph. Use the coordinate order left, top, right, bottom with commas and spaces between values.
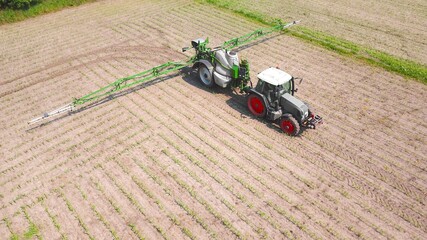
257, 67, 292, 86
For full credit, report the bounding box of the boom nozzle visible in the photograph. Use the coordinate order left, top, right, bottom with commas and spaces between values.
282, 20, 301, 29
28, 103, 74, 125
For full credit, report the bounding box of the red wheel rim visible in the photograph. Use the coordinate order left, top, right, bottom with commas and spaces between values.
250, 97, 264, 114
281, 120, 295, 134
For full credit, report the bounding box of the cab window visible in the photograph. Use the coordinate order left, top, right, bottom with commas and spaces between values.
281, 80, 292, 93
255, 80, 264, 92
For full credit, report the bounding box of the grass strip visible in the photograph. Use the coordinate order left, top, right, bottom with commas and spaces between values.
196, 0, 427, 84
290, 27, 427, 83
0, 0, 97, 25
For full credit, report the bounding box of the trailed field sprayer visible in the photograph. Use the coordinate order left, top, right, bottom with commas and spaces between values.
29, 20, 322, 136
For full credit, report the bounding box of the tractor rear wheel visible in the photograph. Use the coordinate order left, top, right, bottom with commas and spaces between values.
198, 64, 214, 87
280, 115, 300, 136
247, 94, 266, 117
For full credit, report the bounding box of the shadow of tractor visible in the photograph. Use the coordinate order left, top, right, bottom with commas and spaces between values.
180, 67, 288, 135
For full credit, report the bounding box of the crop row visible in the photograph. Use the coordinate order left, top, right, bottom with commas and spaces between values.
165, 78, 412, 237
115, 63, 342, 238
91, 58, 314, 238
110, 48, 412, 238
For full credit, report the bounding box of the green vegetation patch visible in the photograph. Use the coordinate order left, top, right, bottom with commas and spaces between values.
23, 223, 40, 239
0, 0, 96, 24
290, 27, 427, 83
197, 0, 427, 84
1, 0, 42, 10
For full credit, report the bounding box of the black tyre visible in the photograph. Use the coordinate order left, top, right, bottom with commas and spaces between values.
280, 115, 300, 136
198, 64, 214, 87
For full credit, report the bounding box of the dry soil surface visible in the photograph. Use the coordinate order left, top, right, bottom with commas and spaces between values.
0, 0, 426, 239
205, 0, 427, 65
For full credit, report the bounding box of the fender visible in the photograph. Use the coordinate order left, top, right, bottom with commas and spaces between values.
193, 60, 214, 72
247, 88, 271, 118
247, 88, 268, 107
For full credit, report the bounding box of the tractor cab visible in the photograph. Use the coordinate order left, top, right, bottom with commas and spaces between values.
255, 67, 295, 105
247, 67, 322, 136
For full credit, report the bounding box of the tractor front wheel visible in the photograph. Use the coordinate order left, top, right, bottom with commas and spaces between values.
198, 64, 214, 87
280, 115, 300, 136
247, 94, 266, 117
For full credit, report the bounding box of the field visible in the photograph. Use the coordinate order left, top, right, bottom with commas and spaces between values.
0, 0, 426, 239
199, 0, 427, 65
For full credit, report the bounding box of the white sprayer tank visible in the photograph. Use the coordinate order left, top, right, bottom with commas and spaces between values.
213, 50, 239, 88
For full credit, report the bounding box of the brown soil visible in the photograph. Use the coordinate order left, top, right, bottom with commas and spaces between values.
0, 0, 426, 239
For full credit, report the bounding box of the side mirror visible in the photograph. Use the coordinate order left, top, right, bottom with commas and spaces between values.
294, 77, 303, 85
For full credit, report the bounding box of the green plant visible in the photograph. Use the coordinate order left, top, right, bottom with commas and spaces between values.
0, 0, 97, 24
0, 0, 40, 10
22, 207, 41, 239
91, 204, 119, 240
43, 202, 67, 240
4, 218, 18, 239
23, 223, 39, 239
168, 172, 243, 239
104, 171, 169, 239
58, 189, 94, 240
129, 223, 145, 240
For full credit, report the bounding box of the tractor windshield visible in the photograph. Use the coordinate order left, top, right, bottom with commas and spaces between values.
278, 79, 293, 94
